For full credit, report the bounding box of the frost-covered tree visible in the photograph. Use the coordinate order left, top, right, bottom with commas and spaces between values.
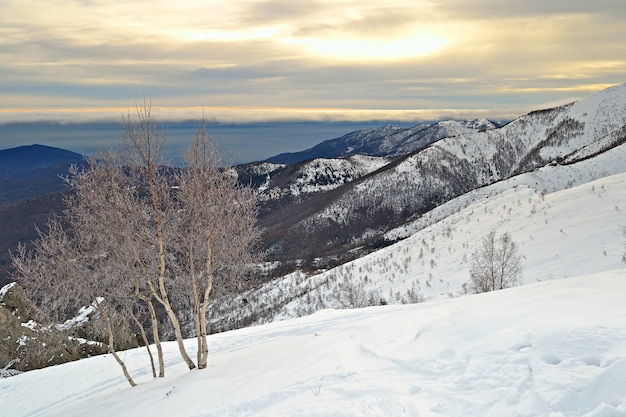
469, 230, 522, 293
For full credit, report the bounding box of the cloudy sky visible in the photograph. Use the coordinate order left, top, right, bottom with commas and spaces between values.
1, 0, 625, 124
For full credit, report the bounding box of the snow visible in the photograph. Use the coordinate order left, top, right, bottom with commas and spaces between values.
288, 156, 389, 196
433, 82, 626, 177
253, 169, 626, 323
20, 320, 37, 330
55, 304, 95, 331
15, 335, 28, 348
0, 281, 17, 301
1, 271, 625, 416
8, 154, 623, 417
259, 155, 389, 201
4, 162, 626, 414
386, 135, 626, 242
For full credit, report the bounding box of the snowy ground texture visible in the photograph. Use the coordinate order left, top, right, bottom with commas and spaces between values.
2, 270, 626, 417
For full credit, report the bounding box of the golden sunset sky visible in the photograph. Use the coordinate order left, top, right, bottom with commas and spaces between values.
1, 0, 625, 123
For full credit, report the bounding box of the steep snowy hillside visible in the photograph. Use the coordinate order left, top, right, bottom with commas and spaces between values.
438, 82, 626, 178
389, 119, 498, 156
266, 119, 498, 164
236, 155, 390, 203
563, 123, 626, 164
2, 271, 625, 417
280, 83, 626, 256
386, 131, 626, 241
205, 145, 626, 328
242, 86, 624, 277
257, 155, 390, 202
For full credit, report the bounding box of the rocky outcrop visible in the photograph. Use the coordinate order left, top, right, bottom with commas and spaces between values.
0, 282, 108, 374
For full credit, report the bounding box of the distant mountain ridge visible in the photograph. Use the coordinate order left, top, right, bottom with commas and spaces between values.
0, 144, 83, 175
0, 144, 84, 204
0, 145, 86, 285
265, 119, 499, 164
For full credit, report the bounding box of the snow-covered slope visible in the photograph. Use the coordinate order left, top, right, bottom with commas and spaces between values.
563, 123, 626, 164
258, 155, 390, 202
2, 270, 625, 417
240, 86, 624, 273
389, 118, 498, 156
266, 119, 498, 164
437, 82, 626, 178
294, 83, 626, 242
386, 129, 626, 241
208, 143, 626, 327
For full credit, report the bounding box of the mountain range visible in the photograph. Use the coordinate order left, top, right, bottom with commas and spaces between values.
199, 83, 626, 331
265, 119, 499, 164
236, 83, 626, 276
1, 84, 626, 291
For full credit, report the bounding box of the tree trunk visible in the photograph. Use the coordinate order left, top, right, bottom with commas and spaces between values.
198, 221, 213, 369
138, 293, 165, 377
149, 169, 196, 371
113, 198, 166, 377
198, 282, 212, 369
188, 207, 203, 367
128, 307, 156, 378
197, 231, 213, 370
161, 300, 196, 370
101, 304, 137, 387
147, 300, 165, 377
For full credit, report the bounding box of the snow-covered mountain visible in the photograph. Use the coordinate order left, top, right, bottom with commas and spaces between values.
256, 84, 626, 270
266, 119, 499, 164
320, 83, 626, 222
237, 154, 390, 206
199, 84, 626, 330
206, 149, 626, 329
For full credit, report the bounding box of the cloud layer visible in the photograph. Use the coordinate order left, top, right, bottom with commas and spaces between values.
1, 0, 624, 123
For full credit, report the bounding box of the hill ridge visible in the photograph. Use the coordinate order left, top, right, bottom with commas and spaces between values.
0, 143, 84, 173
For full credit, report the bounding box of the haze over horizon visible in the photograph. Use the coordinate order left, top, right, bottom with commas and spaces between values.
1, 0, 625, 125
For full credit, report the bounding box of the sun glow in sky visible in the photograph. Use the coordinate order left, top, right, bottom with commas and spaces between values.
286, 33, 450, 62
0, 0, 625, 124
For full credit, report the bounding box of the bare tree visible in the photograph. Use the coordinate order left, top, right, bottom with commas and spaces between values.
172, 123, 261, 369
119, 102, 197, 371
12, 101, 261, 382
114, 106, 261, 370
65, 150, 167, 378
12, 218, 139, 387
469, 230, 522, 293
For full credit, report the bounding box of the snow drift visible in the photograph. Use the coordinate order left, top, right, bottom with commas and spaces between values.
1, 270, 625, 417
